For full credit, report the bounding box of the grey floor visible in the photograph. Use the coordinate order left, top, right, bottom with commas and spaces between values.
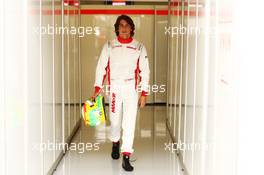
54, 106, 183, 175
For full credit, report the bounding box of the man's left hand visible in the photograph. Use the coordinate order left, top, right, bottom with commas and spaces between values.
138, 96, 147, 108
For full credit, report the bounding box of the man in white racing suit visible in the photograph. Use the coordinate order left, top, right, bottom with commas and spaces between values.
92, 15, 150, 172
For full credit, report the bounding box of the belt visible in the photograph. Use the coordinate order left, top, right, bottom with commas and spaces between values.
110, 78, 134, 82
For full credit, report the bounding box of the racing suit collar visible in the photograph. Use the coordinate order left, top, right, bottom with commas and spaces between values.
117, 36, 133, 44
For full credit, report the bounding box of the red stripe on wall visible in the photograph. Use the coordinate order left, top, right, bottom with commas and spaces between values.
170, 10, 204, 16
80, 9, 155, 15
156, 10, 168, 15
80, 9, 202, 16
30, 9, 204, 16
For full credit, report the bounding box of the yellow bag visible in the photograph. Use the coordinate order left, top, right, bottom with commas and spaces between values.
81, 95, 106, 127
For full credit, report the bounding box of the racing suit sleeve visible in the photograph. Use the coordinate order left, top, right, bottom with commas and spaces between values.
139, 45, 150, 96
94, 42, 110, 93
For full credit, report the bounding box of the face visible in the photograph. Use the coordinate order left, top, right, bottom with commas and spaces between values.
118, 19, 132, 39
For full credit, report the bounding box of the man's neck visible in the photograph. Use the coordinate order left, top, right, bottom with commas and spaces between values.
117, 36, 133, 44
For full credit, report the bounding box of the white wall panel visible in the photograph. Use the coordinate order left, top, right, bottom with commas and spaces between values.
42, 0, 54, 173
154, 6, 168, 103
64, 6, 70, 140
75, 9, 81, 125
54, 0, 63, 160
27, 1, 42, 174
1, 0, 27, 174
69, 6, 75, 134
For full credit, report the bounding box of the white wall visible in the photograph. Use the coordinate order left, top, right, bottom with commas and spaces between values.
166, 0, 238, 175
0, 0, 81, 174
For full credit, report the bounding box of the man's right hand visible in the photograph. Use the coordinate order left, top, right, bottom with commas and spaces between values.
91, 92, 100, 101
91, 86, 101, 101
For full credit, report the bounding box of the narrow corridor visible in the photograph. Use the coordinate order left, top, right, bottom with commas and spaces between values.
1, 0, 264, 175
54, 106, 183, 175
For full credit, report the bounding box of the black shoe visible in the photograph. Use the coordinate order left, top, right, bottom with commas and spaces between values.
122, 155, 134, 171
111, 141, 120, 159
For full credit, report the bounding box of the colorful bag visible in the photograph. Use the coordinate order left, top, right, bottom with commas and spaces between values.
82, 95, 106, 127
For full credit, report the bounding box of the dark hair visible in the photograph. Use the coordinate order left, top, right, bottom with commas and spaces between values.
114, 15, 135, 37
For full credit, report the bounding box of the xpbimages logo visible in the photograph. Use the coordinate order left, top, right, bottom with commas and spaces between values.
33, 24, 100, 37
165, 25, 217, 37
98, 84, 166, 94
32, 140, 100, 154
164, 141, 211, 153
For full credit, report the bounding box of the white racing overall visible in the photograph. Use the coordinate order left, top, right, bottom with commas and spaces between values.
94, 37, 150, 154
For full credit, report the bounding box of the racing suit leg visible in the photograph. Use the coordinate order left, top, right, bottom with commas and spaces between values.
120, 81, 138, 154
109, 84, 123, 143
